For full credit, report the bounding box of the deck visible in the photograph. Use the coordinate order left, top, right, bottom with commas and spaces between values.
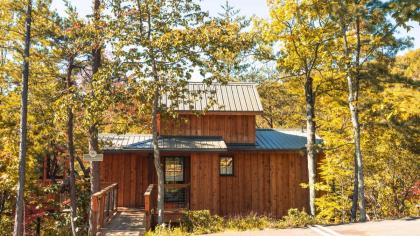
98, 208, 145, 236
92, 183, 186, 235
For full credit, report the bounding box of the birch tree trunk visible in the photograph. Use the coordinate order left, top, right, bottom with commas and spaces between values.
13, 1, 32, 235
350, 153, 358, 221
304, 76, 317, 216
151, 85, 164, 224
347, 81, 366, 221
66, 58, 77, 236
88, 0, 102, 234
345, 15, 366, 222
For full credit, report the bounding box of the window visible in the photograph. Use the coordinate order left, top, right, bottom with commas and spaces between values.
164, 157, 185, 203
220, 156, 233, 176
165, 157, 184, 184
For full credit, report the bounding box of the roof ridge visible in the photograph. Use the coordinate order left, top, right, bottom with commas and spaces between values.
99, 133, 152, 136
187, 81, 257, 85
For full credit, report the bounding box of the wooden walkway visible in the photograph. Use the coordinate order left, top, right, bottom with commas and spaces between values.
98, 208, 146, 236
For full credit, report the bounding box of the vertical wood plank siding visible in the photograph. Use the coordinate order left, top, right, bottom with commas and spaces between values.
99, 153, 151, 208
100, 151, 309, 218
190, 153, 220, 214
160, 115, 256, 144
190, 151, 309, 218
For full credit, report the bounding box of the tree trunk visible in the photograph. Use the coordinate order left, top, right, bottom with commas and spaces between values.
76, 156, 89, 178
88, 0, 102, 235
348, 15, 366, 222
347, 92, 366, 221
66, 58, 77, 236
350, 153, 358, 221
304, 76, 317, 216
88, 125, 100, 236
151, 85, 164, 224
13, 1, 32, 235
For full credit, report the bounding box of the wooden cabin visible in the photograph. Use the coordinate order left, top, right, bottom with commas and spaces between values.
99, 82, 321, 219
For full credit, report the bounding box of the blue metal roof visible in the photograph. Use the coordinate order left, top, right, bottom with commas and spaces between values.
99, 129, 321, 152
99, 134, 227, 152
228, 129, 323, 151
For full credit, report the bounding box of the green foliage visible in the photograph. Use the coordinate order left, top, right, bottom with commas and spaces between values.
224, 214, 271, 231
183, 210, 224, 234
148, 209, 317, 235
145, 225, 188, 236
275, 209, 316, 228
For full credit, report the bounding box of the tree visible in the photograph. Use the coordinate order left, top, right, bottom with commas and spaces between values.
212, 0, 257, 80
52, 3, 90, 234
109, 0, 248, 224
87, 0, 104, 234
328, 0, 419, 221
13, 0, 32, 234
1, 0, 65, 233
263, 0, 335, 216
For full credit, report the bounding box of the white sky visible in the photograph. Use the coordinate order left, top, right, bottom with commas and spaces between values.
51, 0, 420, 54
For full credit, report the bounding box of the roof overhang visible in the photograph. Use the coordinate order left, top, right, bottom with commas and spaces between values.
100, 134, 227, 152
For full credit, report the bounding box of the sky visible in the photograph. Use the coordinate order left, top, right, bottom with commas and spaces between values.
51, 0, 420, 53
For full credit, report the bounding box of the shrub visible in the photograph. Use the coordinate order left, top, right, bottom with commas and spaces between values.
145, 224, 188, 236
148, 209, 316, 235
183, 210, 224, 234
275, 208, 316, 228
225, 213, 271, 231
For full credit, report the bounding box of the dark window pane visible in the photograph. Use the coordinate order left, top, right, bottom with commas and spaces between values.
220, 157, 233, 175
165, 157, 184, 183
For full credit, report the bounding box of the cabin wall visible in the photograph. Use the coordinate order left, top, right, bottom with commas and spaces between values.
189, 151, 309, 218
222, 151, 308, 217
99, 153, 152, 208
100, 151, 309, 218
190, 153, 220, 214
160, 114, 256, 144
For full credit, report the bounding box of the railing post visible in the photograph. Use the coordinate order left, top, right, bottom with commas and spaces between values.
144, 184, 155, 231
91, 196, 98, 236
116, 184, 119, 210
100, 195, 106, 228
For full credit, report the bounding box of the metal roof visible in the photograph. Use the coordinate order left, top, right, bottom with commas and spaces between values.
99, 134, 227, 152
161, 82, 263, 113
229, 129, 323, 151
99, 129, 322, 152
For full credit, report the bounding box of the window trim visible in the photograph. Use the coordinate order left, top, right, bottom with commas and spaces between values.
219, 155, 234, 176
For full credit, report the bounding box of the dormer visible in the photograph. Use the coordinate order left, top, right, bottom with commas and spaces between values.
159, 82, 263, 144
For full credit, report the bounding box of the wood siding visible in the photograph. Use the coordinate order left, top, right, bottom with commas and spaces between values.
99, 153, 151, 208
190, 153, 220, 214
222, 151, 308, 218
160, 114, 256, 144
101, 150, 309, 218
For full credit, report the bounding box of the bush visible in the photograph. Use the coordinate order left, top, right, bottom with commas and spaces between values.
148, 209, 316, 235
183, 210, 224, 234
145, 224, 188, 236
225, 213, 271, 231
275, 208, 316, 228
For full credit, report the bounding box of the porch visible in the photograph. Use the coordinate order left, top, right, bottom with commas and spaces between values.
91, 182, 189, 235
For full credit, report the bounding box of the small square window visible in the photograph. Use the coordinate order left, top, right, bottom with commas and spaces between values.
220, 156, 233, 176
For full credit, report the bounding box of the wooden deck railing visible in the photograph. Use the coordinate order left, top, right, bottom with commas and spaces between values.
144, 183, 190, 230
91, 183, 118, 235
144, 184, 157, 231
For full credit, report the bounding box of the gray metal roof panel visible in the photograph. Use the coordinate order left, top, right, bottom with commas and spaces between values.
162, 82, 263, 113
